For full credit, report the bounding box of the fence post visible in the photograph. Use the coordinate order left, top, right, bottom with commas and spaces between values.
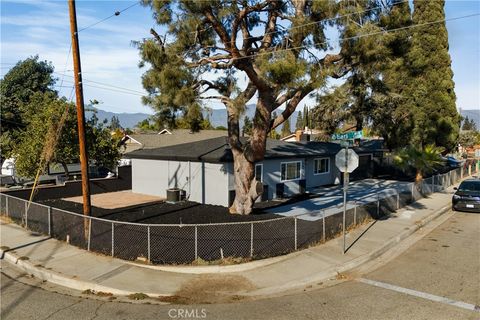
147, 226, 151, 262
5, 196, 8, 216
461, 166, 464, 179
111, 222, 114, 257
469, 165, 472, 176
432, 175, 435, 193
294, 217, 297, 250
396, 190, 400, 210
250, 223, 254, 257
377, 194, 380, 216
194, 226, 198, 260
411, 183, 414, 202
354, 200, 357, 225
48, 206, 52, 236
322, 210, 326, 243
24, 201, 28, 228
87, 218, 92, 251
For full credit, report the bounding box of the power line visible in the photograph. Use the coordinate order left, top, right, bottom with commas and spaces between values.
77, 1, 140, 33
57, 77, 145, 96
231, 12, 480, 62
53, 72, 145, 95
193, 0, 409, 43
59, 44, 72, 88
59, 78, 144, 97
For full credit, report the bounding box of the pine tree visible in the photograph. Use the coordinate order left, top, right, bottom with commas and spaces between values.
281, 118, 292, 138
109, 116, 122, 130
462, 116, 477, 131
408, 0, 460, 150
372, 0, 415, 150
303, 106, 309, 128
295, 111, 303, 130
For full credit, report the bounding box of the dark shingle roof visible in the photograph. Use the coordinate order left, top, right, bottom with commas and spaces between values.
125, 137, 384, 163
124, 129, 228, 150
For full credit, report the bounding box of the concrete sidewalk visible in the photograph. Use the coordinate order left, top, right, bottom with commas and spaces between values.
0, 183, 459, 300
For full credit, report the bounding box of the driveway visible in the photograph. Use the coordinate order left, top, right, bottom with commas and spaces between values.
266, 179, 412, 221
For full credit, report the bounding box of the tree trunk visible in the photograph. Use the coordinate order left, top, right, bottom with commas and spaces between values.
227, 96, 271, 215
415, 170, 423, 183
61, 162, 70, 177
229, 150, 263, 215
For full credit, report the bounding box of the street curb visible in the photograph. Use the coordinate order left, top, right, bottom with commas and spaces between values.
247, 203, 452, 296
0, 249, 171, 298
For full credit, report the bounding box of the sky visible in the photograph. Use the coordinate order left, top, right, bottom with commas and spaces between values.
1, 0, 479, 115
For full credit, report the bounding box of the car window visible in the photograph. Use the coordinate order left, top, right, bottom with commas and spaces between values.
458, 181, 480, 192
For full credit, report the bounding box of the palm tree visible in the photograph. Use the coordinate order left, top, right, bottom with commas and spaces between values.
394, 144, 445, 182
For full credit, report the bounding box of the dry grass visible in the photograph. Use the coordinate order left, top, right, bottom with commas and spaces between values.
0, 215, 13, 224
82, 289, 113, 297
190, 256, 252, 266
128, 292, 149, 300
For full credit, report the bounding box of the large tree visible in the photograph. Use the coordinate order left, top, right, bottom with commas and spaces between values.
370, 0, 415, 150
408, 0, 460, 150
138, 0, 352, 214
13, 93, 121, 179
0, 56, 57, 157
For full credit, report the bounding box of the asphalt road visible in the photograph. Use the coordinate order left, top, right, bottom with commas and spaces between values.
1, 211, 479, 320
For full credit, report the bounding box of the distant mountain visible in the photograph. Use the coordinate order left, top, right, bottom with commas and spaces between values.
460, 109, 480, 129
205, 104, 301, 132
87, 104, 302, 131
86, 108, 151, 129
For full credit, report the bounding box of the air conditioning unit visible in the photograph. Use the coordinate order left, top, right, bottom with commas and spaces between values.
166, 188, 186, 203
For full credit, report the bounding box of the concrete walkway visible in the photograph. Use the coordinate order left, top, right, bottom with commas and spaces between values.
0, 183, 460, 299
267, 179, 411, 220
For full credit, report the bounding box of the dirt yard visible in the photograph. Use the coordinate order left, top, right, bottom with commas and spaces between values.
40, 197, 280, 224
64, 191, 164, 209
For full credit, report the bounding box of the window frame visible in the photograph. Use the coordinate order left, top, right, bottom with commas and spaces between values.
280, 161, 302, 182
313, 157, 330, 175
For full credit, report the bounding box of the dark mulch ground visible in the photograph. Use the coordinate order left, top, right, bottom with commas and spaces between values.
39, 199, 283, 224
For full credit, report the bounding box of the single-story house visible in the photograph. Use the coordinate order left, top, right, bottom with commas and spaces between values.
125, 137, 385, 207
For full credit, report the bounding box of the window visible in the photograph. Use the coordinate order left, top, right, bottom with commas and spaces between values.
314, 158, 330, 175
281, 161, 301, 181
255, 164, 263, 182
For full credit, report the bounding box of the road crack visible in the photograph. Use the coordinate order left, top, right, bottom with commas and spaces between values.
39, 300, 82, 320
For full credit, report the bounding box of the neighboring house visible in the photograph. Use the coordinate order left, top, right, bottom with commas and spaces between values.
120, 129, 228, 154
125, 137, 385, 207
280, 127, 326, 142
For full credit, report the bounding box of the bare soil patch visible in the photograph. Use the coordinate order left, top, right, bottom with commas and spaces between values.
64, 191, 164, 210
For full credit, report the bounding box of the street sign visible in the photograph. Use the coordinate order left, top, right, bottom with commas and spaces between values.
331, 130, 363, 141
335, 149, 359, 173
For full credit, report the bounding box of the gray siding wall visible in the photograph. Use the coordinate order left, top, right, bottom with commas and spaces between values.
132, 159, 229, 206
227, 156, 342, 201
304, 156, 341, 189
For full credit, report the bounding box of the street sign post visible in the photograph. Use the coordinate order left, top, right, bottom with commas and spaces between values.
335, 147, 359, 254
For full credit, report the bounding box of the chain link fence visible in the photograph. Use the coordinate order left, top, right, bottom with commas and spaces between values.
1, 163, 478, 264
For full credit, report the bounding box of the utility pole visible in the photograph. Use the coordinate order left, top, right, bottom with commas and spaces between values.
68, 0, 91, 238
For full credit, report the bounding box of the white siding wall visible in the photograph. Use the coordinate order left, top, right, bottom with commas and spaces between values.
131, 159, 229, 206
